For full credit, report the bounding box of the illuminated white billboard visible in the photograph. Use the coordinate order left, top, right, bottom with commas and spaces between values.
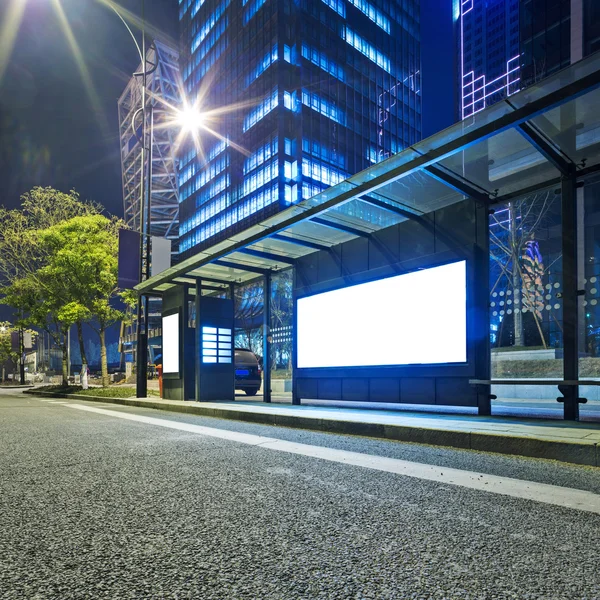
297, 260, 467, 368
162, 313, 180, 374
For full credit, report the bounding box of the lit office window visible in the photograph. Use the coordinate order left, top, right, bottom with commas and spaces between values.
244, 0, 268, 24
243, 89, 279, 132
244, 137, 278, 175
284, 183, 298, 204
191, 0, 229, 53
302, 139, 346, 169
283, 45, 296, 63
191, 0, 206, 18
283, 91, 298, 111
301, 90, 345, 125
320, 0, 345, 17
302, 182, 326, 199
241, 159, 278, 197
301, 44, 345, 82
347, 0, 390, 33
302, 159, 348, 186
246, 45, 278, 86
342, 27, 391, 73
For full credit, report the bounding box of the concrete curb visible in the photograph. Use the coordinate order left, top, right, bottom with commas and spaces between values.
25, 390, 599, 467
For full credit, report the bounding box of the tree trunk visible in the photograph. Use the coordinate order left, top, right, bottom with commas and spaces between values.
76, 322, 88, 389
61, 343, 68, 386
510, 203, 524, 347
532, 312, 548, 349
100, 327, 109, 387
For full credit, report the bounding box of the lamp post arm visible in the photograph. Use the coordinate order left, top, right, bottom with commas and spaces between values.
105, 2, 144, 65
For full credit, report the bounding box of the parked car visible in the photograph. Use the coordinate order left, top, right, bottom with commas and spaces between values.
235, 348, 261, 396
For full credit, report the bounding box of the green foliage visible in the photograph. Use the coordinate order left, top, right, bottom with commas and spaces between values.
0, 322, 19, 367
0, 187, 125, 386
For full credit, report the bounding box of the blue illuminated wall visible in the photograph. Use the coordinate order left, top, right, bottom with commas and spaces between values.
178, 0, 421, 256
456, 0, 589, 120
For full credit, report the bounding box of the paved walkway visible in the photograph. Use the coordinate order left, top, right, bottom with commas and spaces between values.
26, 389, 600, 467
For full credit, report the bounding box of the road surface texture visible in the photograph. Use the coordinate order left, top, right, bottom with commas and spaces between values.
1, 388, 599, 599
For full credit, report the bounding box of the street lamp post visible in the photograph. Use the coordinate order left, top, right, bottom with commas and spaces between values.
106, 0, 153, 398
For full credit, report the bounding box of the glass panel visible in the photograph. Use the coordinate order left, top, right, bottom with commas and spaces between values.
247, 238, 313, 259
325, 198, 403, 232
373, 170, 465, 214
285, 220, 356, 246
440, 128, 561, 198
234, 280, 264, 402
581, 179, 600, 421
490, 187, 564, 418
529, 88, 600, 171
270, 269, 293, 403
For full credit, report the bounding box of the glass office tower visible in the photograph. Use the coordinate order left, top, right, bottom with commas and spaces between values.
457, 0, 589, 119
178, 0, 421, 256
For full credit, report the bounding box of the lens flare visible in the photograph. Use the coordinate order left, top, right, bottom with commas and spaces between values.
50, 0, 111, 135
0, 0, 28, 83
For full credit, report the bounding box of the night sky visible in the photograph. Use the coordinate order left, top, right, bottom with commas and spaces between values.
0, 0, 178, 217
0, 0, 455, 217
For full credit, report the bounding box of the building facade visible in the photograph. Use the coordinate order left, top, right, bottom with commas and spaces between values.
177, 0, 421, 256
456, 0, 589, 119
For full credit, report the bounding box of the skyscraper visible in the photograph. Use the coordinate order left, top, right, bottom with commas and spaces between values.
177, 0, 421, 256
457, 0, 588, 120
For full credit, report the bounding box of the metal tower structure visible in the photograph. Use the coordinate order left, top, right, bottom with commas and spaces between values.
118, 39, 182, 253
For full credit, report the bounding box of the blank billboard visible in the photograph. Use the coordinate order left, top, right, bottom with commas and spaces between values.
297, 260, 467, 368
162, 313, 180, 374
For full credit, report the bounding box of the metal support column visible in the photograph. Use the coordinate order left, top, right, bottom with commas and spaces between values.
19, 326, 25, 385
475, 204, 492, 416
135, 1, 149, 399
263, 274, 272, 403
561, 175, 580, 420
291, 266, 300, 405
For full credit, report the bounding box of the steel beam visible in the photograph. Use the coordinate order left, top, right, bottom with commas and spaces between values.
561, 174, 580, 420
310, 217, 371, 238
263, 273, 272, 404
237, 248, 296, 265
517, 122, 575, 176
424, 165, 491, 205
271, 233, 330, 252
214, 259, 273, 276
359, 195, 426, 221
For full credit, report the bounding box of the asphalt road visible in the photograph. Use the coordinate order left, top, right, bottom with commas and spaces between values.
1, 388, 600, 599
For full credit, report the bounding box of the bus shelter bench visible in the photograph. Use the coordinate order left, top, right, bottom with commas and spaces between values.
468, 379, 600, 405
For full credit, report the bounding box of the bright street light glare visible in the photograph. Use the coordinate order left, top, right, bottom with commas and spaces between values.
177, 108, 205, 133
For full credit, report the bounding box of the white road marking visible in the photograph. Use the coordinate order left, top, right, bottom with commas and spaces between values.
65, 403, 600, 515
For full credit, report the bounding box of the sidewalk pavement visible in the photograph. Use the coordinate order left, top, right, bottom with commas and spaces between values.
25, 390, 600, 467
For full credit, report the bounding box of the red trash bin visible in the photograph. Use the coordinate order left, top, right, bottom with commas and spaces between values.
157, 364, 163, 398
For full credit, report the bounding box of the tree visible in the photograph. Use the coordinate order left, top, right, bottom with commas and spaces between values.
37, 214, 124, 387
234, 282, 264, 357
0, 188, 102, 385
0, 322, 20, 382
489, 190, 560, 348
270, 270, 293, 372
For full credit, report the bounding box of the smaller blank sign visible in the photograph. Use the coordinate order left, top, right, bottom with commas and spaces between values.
151, 237, 172, 277
162, 313, 180, 374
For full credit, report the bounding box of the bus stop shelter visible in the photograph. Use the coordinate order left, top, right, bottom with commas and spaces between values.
136, 51, 600, 420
